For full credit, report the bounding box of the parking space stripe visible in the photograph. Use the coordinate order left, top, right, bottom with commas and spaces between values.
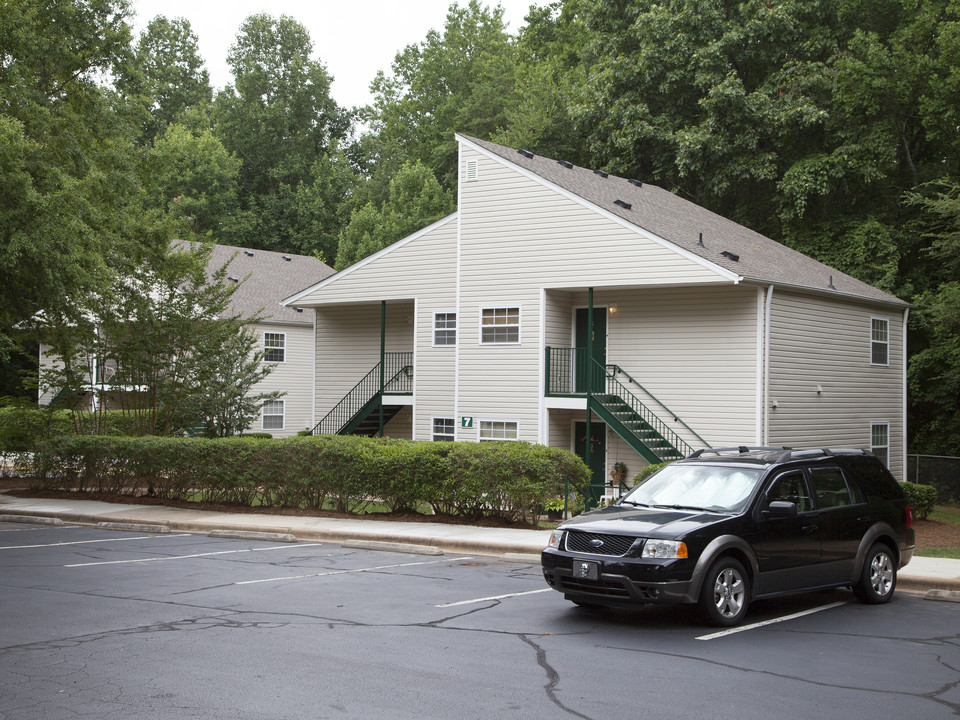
235, 556, 471, 585
64, 542, 328, 567
435, 588, 553, 607
695, 601, 847, 640
0, 534, 192, 550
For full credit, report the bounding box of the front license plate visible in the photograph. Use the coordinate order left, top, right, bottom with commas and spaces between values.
573, 560, 599, 580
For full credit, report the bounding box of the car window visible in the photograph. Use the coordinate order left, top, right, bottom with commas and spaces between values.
624, 464, 763, 513
845, 459, 900, 500
766, 470, 813, 513
809, 467, 858, 509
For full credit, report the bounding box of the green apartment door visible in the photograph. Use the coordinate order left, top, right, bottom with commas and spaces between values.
575, 421, 607, 510
575, 307, 606, 393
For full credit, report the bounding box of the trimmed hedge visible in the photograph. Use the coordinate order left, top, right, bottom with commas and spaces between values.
0, 406, 139, 453
23, 434, 590, 525
901, 482, 938, 521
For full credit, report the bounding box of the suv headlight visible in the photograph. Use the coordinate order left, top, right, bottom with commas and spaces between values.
547, 529, 565, 549
641, 539, 688, 559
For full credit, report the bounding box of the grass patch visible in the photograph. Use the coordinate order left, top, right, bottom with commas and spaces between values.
915, 546, 960, 559
929, 504, 960, 525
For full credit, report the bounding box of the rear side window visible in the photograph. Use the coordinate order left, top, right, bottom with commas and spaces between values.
845, 459, 902, 500
809, 467, 863, 508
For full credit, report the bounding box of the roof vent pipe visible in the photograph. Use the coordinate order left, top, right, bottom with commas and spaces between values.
827, 276, 837, 290
698, 233, 705, 247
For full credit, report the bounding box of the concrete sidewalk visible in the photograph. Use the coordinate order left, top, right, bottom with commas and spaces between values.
2, 491, 959, 596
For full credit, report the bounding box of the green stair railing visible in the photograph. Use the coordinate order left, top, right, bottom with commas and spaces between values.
312, 352, 412, 436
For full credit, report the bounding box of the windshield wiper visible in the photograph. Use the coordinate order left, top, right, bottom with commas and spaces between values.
618, 499, 651, 508
651, 504, 709, 512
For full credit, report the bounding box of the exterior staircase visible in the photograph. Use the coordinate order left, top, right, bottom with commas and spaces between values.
312, 352, 413, 436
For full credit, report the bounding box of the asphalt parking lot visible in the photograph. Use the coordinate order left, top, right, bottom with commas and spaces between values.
2, 519, 958, 719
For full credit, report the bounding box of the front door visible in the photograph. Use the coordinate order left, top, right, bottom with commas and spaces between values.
575, 421, 606, 511
755, 470, 822, 594
575, 307, 606, 393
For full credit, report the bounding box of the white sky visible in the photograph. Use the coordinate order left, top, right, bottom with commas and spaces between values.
129, 0, 536, 110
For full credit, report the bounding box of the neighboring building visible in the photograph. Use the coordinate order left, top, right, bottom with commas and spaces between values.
284, 134, 910, 494
39, 243, 333, 439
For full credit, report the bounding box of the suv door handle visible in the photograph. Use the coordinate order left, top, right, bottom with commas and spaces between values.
801, 524, 818, 534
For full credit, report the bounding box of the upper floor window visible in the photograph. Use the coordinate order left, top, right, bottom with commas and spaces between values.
871, 422, 890, 468
871, 317, 888, 365
264, 332, 285, 363
481, 307, 520, 344
434, 312, 457, 346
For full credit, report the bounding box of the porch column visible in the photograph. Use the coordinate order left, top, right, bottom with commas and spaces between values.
379, 300, 386, 437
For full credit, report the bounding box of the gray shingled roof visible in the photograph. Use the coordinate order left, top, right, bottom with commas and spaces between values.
461, 135, 907, 307
183, 242, 334, 325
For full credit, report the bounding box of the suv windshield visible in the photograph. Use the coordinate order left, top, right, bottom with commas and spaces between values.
623, 464, 763, 513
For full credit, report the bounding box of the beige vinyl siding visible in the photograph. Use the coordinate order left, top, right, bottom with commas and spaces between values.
767, 291, 904, 478
458, 147, 730, 290
249, 322, 314, 437
37, 343, 61, 406
314, 301, 415, 434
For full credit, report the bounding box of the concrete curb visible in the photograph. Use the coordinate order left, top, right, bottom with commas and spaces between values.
500, 553, 541, 563
97, 522, 170, 533
0, 514, 63, 525
342, 539, 443, 555
900, 575, 960, 594
208, 530, 298, 543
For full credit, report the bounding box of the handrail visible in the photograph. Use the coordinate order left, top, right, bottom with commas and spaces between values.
313, 352, 412, 435
605, 364, 710, 448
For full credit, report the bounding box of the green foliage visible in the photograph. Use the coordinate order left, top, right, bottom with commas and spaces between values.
901, 482, 939, 521
24, 435, 589, 525
335, 161, 453, 269
632, 461, 672, 486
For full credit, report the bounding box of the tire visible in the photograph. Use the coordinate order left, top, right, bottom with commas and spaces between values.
853, 543, 897, 604
700, 557, 750, 627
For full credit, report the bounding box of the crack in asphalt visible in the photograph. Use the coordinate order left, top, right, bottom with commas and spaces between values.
520, 633, 596, 720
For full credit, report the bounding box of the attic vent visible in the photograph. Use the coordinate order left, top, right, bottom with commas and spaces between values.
593, 169, 608, 178
294, 307, 304, 313
614, 199, 632, 210
629, 179, 643, 188
557, 160, 574, 169
721, 250, 740, 262
517, 149, 534, 159
464, 159, 479, 181
243, 250, 254, 256
282, 255, 292, 261
227, 276, 239, 283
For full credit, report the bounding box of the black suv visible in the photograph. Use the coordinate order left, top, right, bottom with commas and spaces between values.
541, 447, 915, 626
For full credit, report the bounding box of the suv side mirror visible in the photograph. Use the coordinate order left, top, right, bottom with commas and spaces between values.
763, 500, 798, 518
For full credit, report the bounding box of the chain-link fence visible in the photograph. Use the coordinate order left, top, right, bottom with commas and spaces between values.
906, 454, 960, 503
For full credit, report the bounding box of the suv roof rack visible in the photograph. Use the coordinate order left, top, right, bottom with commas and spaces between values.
774, 448, 873, 462
687, 446, 791, 459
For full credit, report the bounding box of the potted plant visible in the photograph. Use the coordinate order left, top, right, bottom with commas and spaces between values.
610, 461, 627, 485
543, 495, 566, 521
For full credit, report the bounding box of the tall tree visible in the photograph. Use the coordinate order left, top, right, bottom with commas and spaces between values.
118, 15, 212, 142
212, 14, 351, 255
0, 0, 169, 382
361, 0, 519, 191
335, 162, 453, 270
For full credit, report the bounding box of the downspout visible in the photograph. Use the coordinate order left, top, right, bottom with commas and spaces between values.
763, 285, 773, 445
585, 287, 593, 481
902, 307, 909, 482
379, 300, 386, 437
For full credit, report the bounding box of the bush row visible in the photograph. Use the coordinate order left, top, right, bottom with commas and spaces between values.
0, 406, 137, 452
901, 482, 938, 521
21, 434, 591, 525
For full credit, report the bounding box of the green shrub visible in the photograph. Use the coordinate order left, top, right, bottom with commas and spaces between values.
632, 461, 672, 486
901, 482, 938, 521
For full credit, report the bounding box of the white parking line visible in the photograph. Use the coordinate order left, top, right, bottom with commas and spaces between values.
435, 588, 553, 607
0, 534, 192, 550
64, 543, 328, 567
695, 601, 847, 640
235, 556, 470, 585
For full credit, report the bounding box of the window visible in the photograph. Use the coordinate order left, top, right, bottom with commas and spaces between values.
262, 400, 284, 430
479, 420, 518, 441
433, 313, 457, 346
871, 318, 888, 365
432, 417, 455, 442
481, 307, 520, 344
766, 470, 812, 513
809, 467, 856, 509
871, 423, 890, 467
264, 332, 285, 363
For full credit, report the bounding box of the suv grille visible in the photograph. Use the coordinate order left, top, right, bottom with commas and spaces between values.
565, 531, 637, 557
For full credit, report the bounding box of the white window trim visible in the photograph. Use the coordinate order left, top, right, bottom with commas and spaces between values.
262, 399, 285, 431
263, 331, 286, 364
432, 311, 457, 348
870, 421, 890, 466
870, 316, 889, 367
479, 306, 521, 345
478, 419, 519, 442
431, 416, 456, 442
